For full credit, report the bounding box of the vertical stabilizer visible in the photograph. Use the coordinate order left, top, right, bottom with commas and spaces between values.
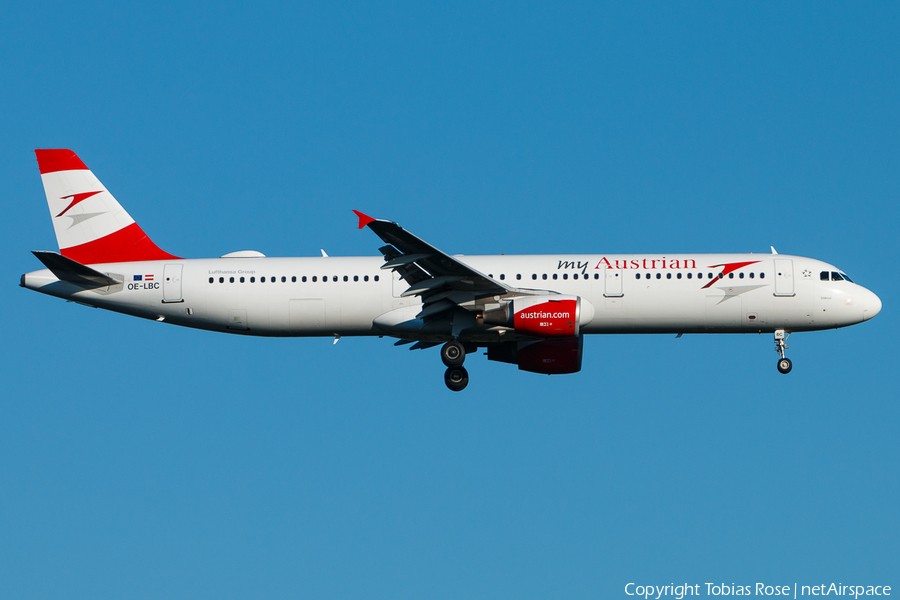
35, 149, 178, 264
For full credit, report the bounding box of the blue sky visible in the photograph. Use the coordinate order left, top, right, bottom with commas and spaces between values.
2, 2, 898, 598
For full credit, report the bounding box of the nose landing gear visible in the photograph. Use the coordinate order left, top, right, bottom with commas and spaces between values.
775, 330, 792, 374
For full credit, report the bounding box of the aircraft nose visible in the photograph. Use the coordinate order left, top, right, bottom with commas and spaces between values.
862, 288, 882, 321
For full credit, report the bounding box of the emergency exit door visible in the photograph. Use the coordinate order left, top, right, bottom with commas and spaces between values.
604, 268, 623, 297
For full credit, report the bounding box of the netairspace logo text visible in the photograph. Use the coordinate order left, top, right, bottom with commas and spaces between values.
624, 583, 891, 599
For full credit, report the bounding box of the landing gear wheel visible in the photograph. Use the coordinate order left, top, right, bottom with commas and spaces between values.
777, 358, 792, 374
444, 366, 469, 392
441, 341, 466, 367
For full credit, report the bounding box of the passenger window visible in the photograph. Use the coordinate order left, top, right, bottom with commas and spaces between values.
708, 273, 714, 279
208, 277, 214, 283
760, 273, 765, 279
364, 275, 369, 282
240, 277, 245, 283
354, 275, 359, 282
217, 276, 223, 283
552, 274, 558, 280
749, 272, 755, 279
563, 273, 568, 280
656, 273, 661, 279
302, 276, 307, 282
594, 273, 599, 279
517, 274, 521, 280
500, 274, 505, 280
230, 277, 235, 283
291, 276, 296, 282
645, 273, 650, 279
739, 272, 744, 279
344, 275, 349, 282
250, 277, 256, 283
687, 273, 692, 279
333, 276, 338, 282
532, 274, 537, 280
312, 276, 317, 282
573, 274, 578, 280
282, 276, 286, 283
635, 273, 641, 280
543, 274, 548, 280
677, 273, 682, 279
728, 273, 734, 279
374, 275, 379, 281
718, 273, 724, 279
260, 277, 266, 283
666, 273, 672, 279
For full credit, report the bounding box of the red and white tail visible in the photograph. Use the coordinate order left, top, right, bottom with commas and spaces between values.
35, 149, 178, 264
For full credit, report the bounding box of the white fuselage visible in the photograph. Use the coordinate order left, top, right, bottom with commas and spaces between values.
21, 253, 881, 340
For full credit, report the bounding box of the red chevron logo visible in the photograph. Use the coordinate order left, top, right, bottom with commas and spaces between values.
57, 191, 102, 217
701, 261, 761, 289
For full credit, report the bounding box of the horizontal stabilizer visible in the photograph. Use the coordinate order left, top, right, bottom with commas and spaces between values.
32, 251, 121, 288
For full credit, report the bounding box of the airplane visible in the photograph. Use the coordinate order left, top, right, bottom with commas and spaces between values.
21, 149, 882, 391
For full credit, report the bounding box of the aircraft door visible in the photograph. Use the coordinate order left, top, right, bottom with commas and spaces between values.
604, 268, 623, 297
163, 264, 183, 303
774, 259, 795, 296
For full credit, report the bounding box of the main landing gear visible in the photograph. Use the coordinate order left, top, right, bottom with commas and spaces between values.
442, 341, 468, 391
775, 329, 792, 374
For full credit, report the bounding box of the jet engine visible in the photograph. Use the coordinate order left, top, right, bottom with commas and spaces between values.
487, 336, 584, 375
482, 294, 593, 337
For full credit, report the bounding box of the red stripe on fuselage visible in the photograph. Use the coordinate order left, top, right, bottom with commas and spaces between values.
61, 222, 180, 264
35, 149, 89, 174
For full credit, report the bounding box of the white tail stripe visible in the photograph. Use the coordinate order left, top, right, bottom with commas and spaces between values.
41, 169, 136, 251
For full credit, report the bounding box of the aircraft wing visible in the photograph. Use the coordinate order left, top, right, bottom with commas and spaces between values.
353, 210, 513, 303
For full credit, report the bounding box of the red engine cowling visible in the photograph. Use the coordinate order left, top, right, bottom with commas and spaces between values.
487, 336, 583, 375
483, 294, 590, 337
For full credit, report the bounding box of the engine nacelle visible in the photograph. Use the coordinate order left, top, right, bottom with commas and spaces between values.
487, 336, 584, 375
482, 294, 593, 337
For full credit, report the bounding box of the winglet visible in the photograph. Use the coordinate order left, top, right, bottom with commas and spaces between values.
353, 210, 376, 229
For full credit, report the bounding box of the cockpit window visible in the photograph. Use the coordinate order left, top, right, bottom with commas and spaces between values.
820, 271, 830, 281
831, 271, 843, 281
841, 272, 853, 283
